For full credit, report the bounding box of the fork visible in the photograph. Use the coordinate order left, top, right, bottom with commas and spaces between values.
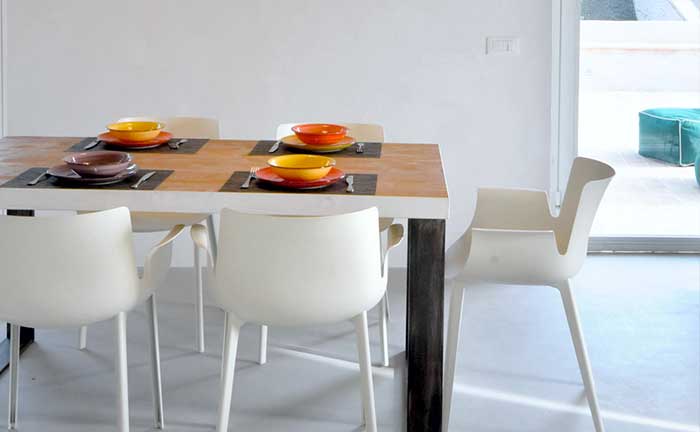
345, 175, 355, 193
240, 167, 258, 189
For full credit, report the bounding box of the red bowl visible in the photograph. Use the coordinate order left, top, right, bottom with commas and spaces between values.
291, 123, 347, 145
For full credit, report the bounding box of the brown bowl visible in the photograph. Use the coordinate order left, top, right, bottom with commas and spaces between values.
63, 151, 133, 178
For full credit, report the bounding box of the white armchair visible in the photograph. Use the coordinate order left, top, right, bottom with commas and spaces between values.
444, 157, 615, 432
191, 208, 404, 432
0, 208, 185, 431
79, 116, 220, 354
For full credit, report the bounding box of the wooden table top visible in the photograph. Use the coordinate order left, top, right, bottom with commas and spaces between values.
0, 137, 449, 219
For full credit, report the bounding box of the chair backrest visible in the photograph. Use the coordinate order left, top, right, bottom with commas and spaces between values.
276, 123, 384, 142
0, 208, 141, 328
211, 208, 384, 326
117, 116, 220, 139
555, 157, 615, 265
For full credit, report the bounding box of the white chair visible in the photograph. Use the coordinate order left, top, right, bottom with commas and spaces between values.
443, 157, 615, 432
0, 208, 184, 432
190, 207, 404, 432
272, 122, 395, 367
79, 116, 219, 353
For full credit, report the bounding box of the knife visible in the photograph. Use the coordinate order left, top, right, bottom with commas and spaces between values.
268, 140, 281, 153
27, 170, 50, 186
83, 139, 100, 150
169, 139, 188, 150
130, 171, 156, 189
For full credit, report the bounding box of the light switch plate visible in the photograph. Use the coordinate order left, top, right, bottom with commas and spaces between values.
486, 37, 520, 55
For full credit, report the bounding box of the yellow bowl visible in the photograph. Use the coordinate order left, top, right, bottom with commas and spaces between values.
267, 154, 336, 181
107, 121, 164, 142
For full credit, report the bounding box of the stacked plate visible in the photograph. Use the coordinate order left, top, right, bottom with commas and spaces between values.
99, 121, 173, 150
281, 124, 356, 153
48, 151, 138, 185
255, 154, 346, 190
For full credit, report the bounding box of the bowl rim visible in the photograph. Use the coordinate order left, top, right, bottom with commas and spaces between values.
63, 151, 132, 166
291, 123, 347, 136
267, 154, 336, 170
107, 121, 165, 132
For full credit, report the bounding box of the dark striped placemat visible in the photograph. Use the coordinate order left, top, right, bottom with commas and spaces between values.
249, 140, 382, 158
1, 167, 172, 191
66, 138, 209, 154
220, 171, 377, 195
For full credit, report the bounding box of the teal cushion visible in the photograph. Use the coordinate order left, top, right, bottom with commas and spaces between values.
639, 108, 700, 166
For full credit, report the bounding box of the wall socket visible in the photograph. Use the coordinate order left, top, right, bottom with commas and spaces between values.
486, 37, 520, 55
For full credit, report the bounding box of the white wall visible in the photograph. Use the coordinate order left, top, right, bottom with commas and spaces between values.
4, 0, 553, 266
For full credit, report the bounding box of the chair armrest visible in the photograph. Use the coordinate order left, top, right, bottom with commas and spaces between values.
464, 227, 562, 284
382, 223, 404, 278
190, 224, 215, 270
378, 217, 394, 233
142, 224, 187, 296
472, 188, 554, 230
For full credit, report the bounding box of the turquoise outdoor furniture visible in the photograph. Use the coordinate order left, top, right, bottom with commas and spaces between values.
695, 153, 700, 186
639, 108, 700, 166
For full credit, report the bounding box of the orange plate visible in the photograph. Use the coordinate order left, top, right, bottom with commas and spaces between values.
254, 167, 346, 190
291, 124, 347, 145
98, 131, 173, 148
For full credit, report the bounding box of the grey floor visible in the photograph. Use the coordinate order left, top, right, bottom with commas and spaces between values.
0, 255, 697, 431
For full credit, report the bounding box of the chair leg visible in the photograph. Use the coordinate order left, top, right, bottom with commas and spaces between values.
206, 214, 218, 262
146, 295, 165, 429
379, 297, 389, 367
258, 325, 268, 365
221, 312, 228, 382
79, 325, 88, 350
8, 324, 20, 430
115, 312, 130, 432
194, 241, 205, 353
383, 292, 391, 322
443, 283, 465, 430
217, 314, 241, 432
354, 311, 377, 432
556, 279, 605, 432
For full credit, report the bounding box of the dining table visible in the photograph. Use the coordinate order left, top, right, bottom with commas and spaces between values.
0, 135, 449, 432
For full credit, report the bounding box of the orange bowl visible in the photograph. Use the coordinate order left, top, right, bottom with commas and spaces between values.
291, 123, 347, 145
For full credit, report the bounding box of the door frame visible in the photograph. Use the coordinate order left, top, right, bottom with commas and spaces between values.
550, 0, 580, 210
550, 0, 700, 253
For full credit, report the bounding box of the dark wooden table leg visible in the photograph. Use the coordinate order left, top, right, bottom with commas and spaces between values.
0, 210, 37, 374
406, 219, 445, 432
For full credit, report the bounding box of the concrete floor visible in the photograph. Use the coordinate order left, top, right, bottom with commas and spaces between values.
0, 256, 697, 431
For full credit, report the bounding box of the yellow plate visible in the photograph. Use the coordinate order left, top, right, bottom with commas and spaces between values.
280, 135, 355, 153
267, 154, 336, 181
